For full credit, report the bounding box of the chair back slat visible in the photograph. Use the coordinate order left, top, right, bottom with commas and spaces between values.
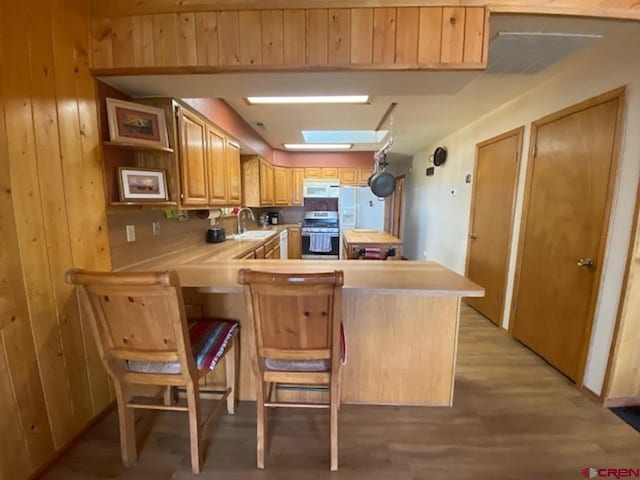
239, 270, 343, 365
67, 269, 196, 382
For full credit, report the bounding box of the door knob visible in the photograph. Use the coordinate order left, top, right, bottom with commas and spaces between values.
469, 233, 477, 240
577, 258, 594, 268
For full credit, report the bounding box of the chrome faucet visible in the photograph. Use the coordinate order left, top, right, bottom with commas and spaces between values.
237, 207, 255, 235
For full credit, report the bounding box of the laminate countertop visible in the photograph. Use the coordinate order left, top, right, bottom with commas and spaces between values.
125, 249, 484, 297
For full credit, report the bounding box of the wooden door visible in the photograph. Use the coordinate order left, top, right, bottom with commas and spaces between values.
273, 166, 291, 205
466, 128, 523, 325
226, 141, 241, 205
206, 126, 227, 206
392, 175, 406, 239
178, 108, 208, 206
291, 168, 304, 205
512, 90, 623, 382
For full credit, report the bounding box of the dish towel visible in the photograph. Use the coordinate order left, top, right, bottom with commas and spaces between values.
362, 248, 383, 260
310, 233, 332, 253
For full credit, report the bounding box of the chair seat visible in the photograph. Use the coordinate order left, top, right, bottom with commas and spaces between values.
128, 319, 238, 374
264, 358, 330, 372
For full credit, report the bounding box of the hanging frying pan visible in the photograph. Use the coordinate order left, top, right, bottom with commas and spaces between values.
368, 170, 395, 198
433, 146, 448, 166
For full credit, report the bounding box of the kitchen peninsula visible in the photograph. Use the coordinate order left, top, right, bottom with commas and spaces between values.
125, 240, 483, 406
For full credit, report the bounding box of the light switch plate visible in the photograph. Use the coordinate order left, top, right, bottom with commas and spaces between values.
125, 224, 136, 242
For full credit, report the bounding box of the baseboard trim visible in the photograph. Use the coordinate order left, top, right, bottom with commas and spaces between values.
29, 402, 116, 480
603, 396, 640, 408
580, 385, 604, 405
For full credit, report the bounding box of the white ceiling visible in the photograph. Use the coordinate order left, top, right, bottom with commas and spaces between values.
101, 15, 635, 157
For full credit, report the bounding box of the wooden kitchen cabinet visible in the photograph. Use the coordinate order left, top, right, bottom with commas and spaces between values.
274, 166, 291, 205
226, 140, 241, 205
260, 160, 274, 205
340, 168, 358, 185
178, 107, 209, 207
242, 155, 275, 206
206, 125, 227, 205
304, 167, 322, 179
125, 99, 242, 209
291, 168, 304, 205
288, 225, 302, 259
357, 167, 373, 185
321, 167, 339, 179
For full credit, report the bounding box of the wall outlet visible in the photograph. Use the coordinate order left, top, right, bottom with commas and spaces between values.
152, 222, 161, 236
423, 251, 428, 259
450, 188, 458, 197
125, 224, 136, 242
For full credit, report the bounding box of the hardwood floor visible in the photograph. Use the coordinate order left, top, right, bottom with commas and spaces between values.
43, 306, 640, 479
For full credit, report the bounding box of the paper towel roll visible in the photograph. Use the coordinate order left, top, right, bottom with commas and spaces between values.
195, 209, 222, 222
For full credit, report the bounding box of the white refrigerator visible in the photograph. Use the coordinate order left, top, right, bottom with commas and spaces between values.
339, 187, 386, 254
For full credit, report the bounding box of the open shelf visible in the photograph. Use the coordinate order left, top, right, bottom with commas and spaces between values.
104, 141, 174, 153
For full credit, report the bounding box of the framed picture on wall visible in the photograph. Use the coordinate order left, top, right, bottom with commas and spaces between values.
118, 167, 169, 202
106, 98, 169, 148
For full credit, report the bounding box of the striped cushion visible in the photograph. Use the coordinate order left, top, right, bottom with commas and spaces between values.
128, 319, 239, 374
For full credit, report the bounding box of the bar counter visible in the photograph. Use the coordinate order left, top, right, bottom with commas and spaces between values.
126, 250, 484, 406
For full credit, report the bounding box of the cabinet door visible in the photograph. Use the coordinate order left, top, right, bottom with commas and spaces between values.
254, 245, 265, 258
274, 166, 291, 205
178, 108, 209, 206
226, 140, 241, 205
288, 227, 301, 259
340, 168, 358, 185
357, 167, 373, 185
291, 168, 304, 205
259, 160, 275, 206
273, 244, 281, 259
304, 167, 322, 179
322, 167, 339, 179
206, 126, 227, 205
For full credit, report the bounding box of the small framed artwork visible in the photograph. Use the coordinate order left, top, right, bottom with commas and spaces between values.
118, 167, 169, 202
106, 98, 170, 148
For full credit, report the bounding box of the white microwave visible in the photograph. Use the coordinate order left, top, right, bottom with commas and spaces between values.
303, 180, 340, 198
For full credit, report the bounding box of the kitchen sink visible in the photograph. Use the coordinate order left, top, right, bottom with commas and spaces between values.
230, 230, 277, 241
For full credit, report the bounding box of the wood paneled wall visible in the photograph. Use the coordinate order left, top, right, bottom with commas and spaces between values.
0, 0, 113, 478
91, 6, 489, 71
605, 199, 640, 406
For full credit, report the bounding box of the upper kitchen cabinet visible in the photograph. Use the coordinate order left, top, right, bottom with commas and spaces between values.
340, 168, 358, 185
226, 140, 242, 205
103, 97, 243, 209
179, 107, 210, 207
205, 124, 242, 207
274, 166, 291, 206
291, 168, 304, 206
305, 167, 340, 179
242, 155, 275, 207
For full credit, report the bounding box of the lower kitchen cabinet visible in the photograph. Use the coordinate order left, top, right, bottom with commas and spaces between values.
288, 226, 302, 259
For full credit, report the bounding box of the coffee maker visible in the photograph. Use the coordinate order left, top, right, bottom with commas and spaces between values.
267, 211, 281, 225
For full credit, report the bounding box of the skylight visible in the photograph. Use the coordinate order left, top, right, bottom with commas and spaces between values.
283, 143, 353, 150
246, 95, 370, 105
302, 130, 389, 144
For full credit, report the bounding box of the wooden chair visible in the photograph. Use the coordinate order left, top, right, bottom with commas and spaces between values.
238, 269, 344, 471
66, 269, 239, 474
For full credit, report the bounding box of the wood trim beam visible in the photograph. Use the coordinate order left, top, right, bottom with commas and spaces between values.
90, 1, 640, 21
